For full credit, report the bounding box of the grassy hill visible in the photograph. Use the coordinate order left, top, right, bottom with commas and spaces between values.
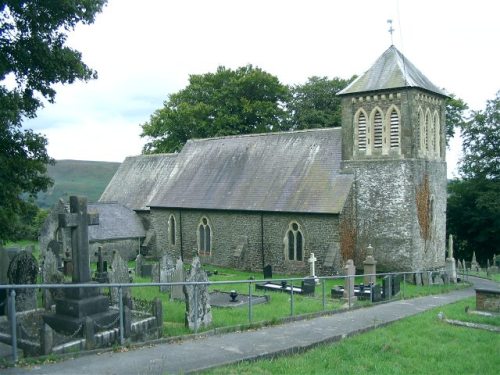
36, 160, 120, 208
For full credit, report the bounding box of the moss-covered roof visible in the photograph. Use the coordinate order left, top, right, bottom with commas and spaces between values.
147, 128, 353, 214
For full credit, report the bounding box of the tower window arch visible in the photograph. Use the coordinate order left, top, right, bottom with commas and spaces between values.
372, 109, 383, 149
168, 215, 176, 245
355, 110, 368, 151
389, 107, 400, 149
417, 107, 424, 152
423, 110, 431, 154
285, 221, 304, 261
433, 111, 441, 157
427, 111, 434, 155
198, 217, 212, 255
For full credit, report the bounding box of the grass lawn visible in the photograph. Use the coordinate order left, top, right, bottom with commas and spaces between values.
203, 297, 500, 375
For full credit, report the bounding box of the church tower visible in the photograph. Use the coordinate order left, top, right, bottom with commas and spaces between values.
338, 46, 447, 271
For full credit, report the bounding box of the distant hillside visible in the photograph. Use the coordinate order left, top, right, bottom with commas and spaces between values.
36, 160, 121, 209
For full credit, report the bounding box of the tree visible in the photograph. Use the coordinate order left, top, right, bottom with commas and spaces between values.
0, 1, 107, 242
287, 76, 355, 130
445, 94, 468, 146
459, 91, 499, 180
447, 91, 500, 265
141, 65, 291, 153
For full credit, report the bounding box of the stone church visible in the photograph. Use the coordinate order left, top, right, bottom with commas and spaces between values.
99, 46, 447, 274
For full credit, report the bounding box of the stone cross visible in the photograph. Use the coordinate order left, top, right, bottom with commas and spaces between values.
308, 253, 317, 278
58, 196, 99, 283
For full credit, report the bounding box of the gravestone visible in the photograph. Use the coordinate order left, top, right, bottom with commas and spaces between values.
171, 258, 185, 301
159, 254, 175, 293
363, 244, 377, 286
94, 246, 108, 283
151, 263, 160, 284
47, 240, 63, 269
7, 250, 38, 312
301, 277, 316, 295
308, 253, 318, 283
422, 271, 430, 286
263, 264, 272, 279
108, 251, 131, 304
343, 259, 357, 302
0, 247, 24, 315
183, 257, 212, 330
392, 274, 401, 295
43, 196, 118, 334
414, 272, 422, 286
135, 253, 144, 277
382, 276, 391, 299
445, 234, 457, 283
41, 250, 64, 310
471, 252, 480, 272
371, 284, 382, 302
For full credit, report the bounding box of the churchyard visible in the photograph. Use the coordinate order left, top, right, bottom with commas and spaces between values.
204, 297, 500, 374
1, 238, 476, 365
0, 196, 495, 366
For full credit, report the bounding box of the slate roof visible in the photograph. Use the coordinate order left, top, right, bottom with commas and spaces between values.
99, 154, 178, 211
88, 202, 145, 241
338, 45, 447, 97
148, 128, 353, 214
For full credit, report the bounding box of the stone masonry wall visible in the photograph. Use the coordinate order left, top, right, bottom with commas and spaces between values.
343, 159, 446, 271
150, 208, 341, 276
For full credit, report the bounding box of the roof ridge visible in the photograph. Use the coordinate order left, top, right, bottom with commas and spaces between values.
187, 127, 341, 144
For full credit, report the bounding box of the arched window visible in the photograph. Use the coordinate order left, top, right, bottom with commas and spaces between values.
389, 107, 400, 149
372, 110, 383, 149
285, 222, 304, 261
198, 217, 212, 255
417, 107, 424, 151
427, 111, 434, 155
168, 215, 176, 245
423, 110, 431, 154
356, 110, 367, 151
433, 111, 441, 157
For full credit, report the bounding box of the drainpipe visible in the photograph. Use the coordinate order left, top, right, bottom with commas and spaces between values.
179, 210, 184, 261
261, 212, 265, 269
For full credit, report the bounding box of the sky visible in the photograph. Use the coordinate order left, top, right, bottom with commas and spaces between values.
23, 0, 500, 178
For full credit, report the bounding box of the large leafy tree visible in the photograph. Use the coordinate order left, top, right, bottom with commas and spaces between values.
447, 91, 500, 264
445, 94, 468, 146
141, 65, 291, 153
0, 0, 106, 242
287, 76, 355, 130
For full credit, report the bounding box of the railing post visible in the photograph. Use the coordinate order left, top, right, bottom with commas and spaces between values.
388, 273, 392, 300
194, 284, 199, 334
348, 275, 351, 309
290, 281, 294, 316
322, 279, 326, 311
9, 289, 18, 363
403, 273, 406, 300
248, 281, 253, 324
118, 286, 124, 345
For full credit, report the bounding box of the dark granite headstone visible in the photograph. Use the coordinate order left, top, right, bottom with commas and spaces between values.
141, 264, 153, 277
301, 277, 316, 295
371, 284, 382, 302
263, 264, 272, 279
382, 276, 391, 299
94, 247, 109, 283
392, 274, 401, 295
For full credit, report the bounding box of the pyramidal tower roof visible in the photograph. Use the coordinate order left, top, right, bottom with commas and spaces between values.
338, 45, 447, 97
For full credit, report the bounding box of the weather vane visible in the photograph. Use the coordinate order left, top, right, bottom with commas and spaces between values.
387, 19, 395, 45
